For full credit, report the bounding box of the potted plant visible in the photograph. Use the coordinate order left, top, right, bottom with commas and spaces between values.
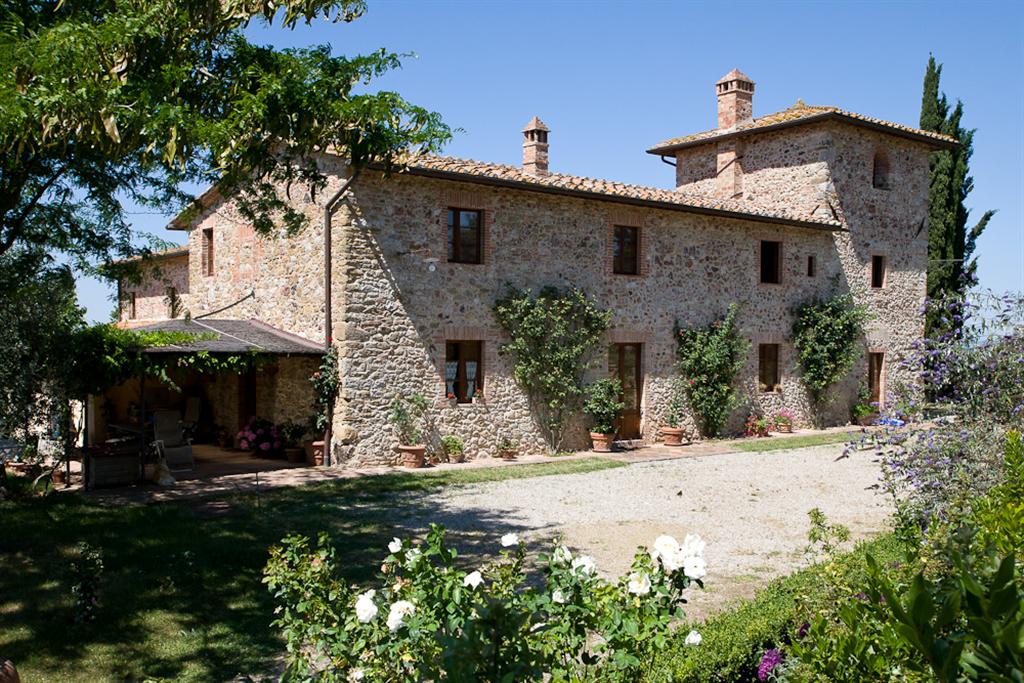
236, 417, 282, 457
851, 383, 877, 426
279, 420, 308, 463
441, 435, 465, 463
661, 378, 690, 446
744, 412, 770, 438
584, 378, 624, 452
390, 394, 429, 468
497, 437, 517, 460
771, 409, 795, 433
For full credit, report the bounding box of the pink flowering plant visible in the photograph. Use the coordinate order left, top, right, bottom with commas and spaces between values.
770, 409, 795, 431
236, 416, 281, 454
264, 524, 707, 681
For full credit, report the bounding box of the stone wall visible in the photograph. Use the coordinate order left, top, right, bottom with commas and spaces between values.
118, 255, 190, 324
118, 125, 930, 469
329, 166, 894, 467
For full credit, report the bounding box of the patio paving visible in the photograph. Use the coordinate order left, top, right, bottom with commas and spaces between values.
78, 425, 868, 504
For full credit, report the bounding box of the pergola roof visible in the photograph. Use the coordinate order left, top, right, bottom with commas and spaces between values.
133, 319, 324, 355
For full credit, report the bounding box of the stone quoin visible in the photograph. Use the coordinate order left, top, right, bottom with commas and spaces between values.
117, 70, 955, 466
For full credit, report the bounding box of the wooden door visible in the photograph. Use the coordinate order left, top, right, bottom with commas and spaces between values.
609, 343, 643, 439
867, 352, 884, 406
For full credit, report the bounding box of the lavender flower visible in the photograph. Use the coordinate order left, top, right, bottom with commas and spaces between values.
758, 648, 783, 681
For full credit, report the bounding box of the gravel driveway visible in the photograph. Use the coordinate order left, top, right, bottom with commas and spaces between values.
389, 443, 890, 619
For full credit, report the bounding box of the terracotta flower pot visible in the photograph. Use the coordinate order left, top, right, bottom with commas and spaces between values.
661, 426, 688, 446
397, 444, 426, 468
498, 449, 517, 460
50, 467, 66, 486
776, 423, 793, 433
448, 451, 466, 463
590, 432, 615, 452
308, 440, 325, 466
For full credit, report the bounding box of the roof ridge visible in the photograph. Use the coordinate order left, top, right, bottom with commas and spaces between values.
410, 153, 841, 229
648, 103, 956, 153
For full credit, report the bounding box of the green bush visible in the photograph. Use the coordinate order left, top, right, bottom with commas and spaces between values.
265, 526, 707, 681
493, 286, 611, 451
790, 292, 868, 407
653, 534, 903, 682
584, 378, 624, 435
674, 304, 748, 438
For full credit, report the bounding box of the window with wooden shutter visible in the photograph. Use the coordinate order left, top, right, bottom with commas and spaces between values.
447, 209, 482, 264
758, 343, 780, 392
760, 240, 782, 284
201, 228, 214, 276
445, 341, 484, 403
612, 225, 640, 275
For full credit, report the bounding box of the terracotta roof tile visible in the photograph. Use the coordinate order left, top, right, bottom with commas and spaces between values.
648, 102, 957, 153
407, 154, 841, 229
110, 246, 188, 264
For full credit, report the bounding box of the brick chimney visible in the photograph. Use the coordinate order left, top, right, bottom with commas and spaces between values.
716, 69, 755, 129
522, 116, 550, 176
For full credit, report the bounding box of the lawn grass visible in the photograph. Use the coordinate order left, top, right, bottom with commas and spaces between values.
730, 430, 860, 452
0, 457, 624, 682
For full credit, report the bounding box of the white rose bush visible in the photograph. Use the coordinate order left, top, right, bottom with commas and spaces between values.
264, 524, 706, 681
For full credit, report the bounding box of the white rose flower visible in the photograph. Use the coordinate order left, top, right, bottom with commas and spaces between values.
552, 545, 573, 564
386, 600, 416, 632
652, 535, 680, 563
500, 532, 520, 547
405, 547, 422, 565
463, 570, 484, 589
388, 538, 403, 554
551, 589, 566, 604
684, 555, 707, 580
684, 629, 702, 646
680, 533, 706, 560
354, 590, 378, 623
347, 668, 365, 682
627, 572, 651, 596
571, 555, 597, 576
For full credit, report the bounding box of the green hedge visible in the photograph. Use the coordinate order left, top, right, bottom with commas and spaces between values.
651, 533, 904, 682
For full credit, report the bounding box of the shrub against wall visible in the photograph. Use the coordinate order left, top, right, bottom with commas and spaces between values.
493, 286, 611, 452
790, 292, 868, 408
675, 304, 748, 438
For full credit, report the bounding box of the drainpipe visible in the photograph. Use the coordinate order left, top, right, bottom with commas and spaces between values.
322, 167, 361, 466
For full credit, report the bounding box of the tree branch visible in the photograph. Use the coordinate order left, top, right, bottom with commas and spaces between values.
0, 163, 67, 257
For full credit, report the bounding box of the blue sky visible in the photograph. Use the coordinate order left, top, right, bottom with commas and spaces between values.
77, 0, 1024, 321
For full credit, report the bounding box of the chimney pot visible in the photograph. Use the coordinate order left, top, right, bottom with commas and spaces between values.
716, 69, 755, 130
522, 116, 550, 176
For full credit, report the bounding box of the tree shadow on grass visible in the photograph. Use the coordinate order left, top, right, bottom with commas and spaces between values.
0, 477, 558, 682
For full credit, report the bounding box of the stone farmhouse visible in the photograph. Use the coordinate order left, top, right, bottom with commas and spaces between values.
112, 69, 955, 467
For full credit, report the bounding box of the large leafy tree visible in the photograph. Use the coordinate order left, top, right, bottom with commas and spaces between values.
0, 252, 84, 443
920, 55, 995, 335
0, 0, 451, 277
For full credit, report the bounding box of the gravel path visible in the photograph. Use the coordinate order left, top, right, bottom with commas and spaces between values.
388, 443, 890, 619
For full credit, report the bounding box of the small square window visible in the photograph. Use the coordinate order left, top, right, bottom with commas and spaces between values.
613, 225, 640, 275
871, 255, 886, 288
758, 344, 780, 392
447, 208, 482, 264
806, 255, 816, 278
445, 341, 483, 403
760, 240, 782, 284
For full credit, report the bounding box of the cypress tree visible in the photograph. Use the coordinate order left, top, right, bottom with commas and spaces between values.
920, 56, 995, 335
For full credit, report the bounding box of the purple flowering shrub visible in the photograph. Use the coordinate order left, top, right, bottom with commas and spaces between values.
236, 416, 282, 454
848, 290, 1024, 531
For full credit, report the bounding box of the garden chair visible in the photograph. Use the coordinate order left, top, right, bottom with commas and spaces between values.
181, 397, 201, 440
152, 410, 194, 471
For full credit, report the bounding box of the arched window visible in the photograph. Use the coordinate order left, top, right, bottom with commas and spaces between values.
872, 150, 891, 189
